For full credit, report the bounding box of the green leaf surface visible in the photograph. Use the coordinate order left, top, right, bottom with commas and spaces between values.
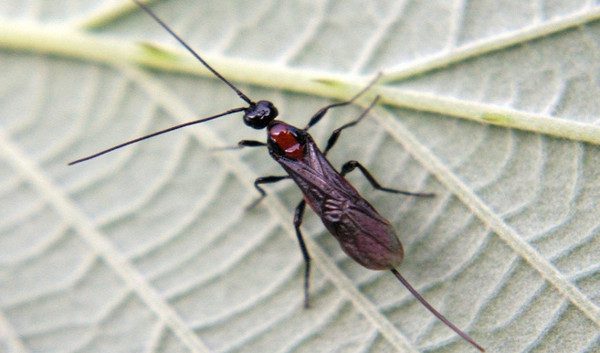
1, 1, 599, 353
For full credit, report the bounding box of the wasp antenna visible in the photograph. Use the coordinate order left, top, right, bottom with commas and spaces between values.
132, 0, 253, 105
390, 269, 485, 352
69, 107, 246, 165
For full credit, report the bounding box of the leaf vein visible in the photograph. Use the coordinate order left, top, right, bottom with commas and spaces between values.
375, 107, 600, 327
0, 130, 214, 353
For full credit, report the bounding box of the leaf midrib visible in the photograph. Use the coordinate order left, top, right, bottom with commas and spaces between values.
2, 17, 600, 144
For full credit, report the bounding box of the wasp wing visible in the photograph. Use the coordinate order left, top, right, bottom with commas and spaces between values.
275, 139, 403, 270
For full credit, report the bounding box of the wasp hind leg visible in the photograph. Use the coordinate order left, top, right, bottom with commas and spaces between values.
292, 200, 312, 308
340, 160, 434, 197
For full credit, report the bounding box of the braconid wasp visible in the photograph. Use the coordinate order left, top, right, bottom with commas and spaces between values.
69, 1, 485, 351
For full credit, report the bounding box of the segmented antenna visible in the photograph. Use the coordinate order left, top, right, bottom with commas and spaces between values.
133, 0, 253, 105
68, 1, 260, 165
68, 107, 246, 165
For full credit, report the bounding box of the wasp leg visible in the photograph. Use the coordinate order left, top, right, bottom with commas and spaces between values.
322, 96, 380, 155
247, 175, 290, 209
304, 74, 381, 130
213, 139, 267, 151
292, 199, 311, 308
341, 160, 434, 197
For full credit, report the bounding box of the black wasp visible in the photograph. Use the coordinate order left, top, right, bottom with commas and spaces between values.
70, 1, 485, 351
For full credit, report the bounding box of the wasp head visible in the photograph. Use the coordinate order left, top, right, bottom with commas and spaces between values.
243, 100, 278, 129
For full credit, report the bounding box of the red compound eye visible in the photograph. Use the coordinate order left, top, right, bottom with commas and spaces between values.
269, 123, 305, 159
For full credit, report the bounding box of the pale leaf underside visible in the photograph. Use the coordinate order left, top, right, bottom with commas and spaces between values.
0, 1, 599, 353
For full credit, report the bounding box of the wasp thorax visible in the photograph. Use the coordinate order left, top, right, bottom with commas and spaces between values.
268, 122, 305, 159
243, 100, 278, 129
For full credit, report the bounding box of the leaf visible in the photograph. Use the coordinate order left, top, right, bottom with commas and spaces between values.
1, 1, 599, 353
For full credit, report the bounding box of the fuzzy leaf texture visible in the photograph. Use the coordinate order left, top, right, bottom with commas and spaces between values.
1, 1, 599, 353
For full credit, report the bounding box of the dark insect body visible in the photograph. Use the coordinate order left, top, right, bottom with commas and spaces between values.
268, 120, 405, 270
69, 1, 485, 351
